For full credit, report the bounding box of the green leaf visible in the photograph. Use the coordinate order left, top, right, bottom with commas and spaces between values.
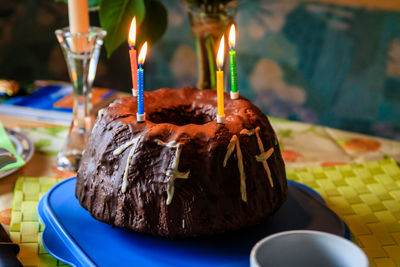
99, 0, 146, 57
55, 0, 100, 9
136, 0, 168, 48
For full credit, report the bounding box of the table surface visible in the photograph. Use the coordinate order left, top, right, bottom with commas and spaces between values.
1, 99, 400, 267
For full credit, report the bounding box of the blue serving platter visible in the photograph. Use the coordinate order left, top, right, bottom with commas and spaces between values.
38, 178, 351, 267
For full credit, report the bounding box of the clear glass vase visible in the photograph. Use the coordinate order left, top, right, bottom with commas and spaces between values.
188, 1, 237, 89
55, 27, 106, 171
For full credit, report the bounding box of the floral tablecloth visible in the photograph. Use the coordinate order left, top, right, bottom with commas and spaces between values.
271, 118, 400, 167
0, 117, 400, 266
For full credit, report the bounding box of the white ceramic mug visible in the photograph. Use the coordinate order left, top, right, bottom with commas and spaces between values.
250, 230, 369, 267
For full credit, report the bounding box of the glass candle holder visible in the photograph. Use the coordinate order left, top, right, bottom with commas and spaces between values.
55, 27, 106, 171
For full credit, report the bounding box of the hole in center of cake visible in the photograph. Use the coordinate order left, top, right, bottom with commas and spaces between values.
148, 105, 214, 126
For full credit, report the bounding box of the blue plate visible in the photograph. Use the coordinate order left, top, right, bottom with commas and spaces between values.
38, 178, 351, 267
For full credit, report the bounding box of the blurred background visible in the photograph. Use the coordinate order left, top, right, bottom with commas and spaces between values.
1, 0, 400, 140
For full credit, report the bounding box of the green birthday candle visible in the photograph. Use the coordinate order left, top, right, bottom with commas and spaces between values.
229, 24, 239, 99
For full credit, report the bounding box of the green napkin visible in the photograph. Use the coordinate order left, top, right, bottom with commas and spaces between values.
0, 122, 25, 171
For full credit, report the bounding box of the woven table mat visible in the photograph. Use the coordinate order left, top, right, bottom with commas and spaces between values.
287, 158, 400, 267
9, 177, 65, 266
9, 159, 400, 267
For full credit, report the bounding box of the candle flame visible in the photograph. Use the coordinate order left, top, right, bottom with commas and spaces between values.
229, 24, 235, 49
128, 17, 136, 47
217, 36, 225, 69
138, 42, 148, 66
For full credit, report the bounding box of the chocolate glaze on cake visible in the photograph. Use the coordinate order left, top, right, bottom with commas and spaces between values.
76, 87, 287, 238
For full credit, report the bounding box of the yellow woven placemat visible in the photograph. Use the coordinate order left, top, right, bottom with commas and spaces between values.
9, 177, 65, 267
287, 158, 400, 267
9, 159, 400, 267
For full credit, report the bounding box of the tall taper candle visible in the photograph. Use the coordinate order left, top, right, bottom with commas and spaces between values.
216, 36, 225, 124
68, 0, 89, 52
136, 42, 148, 122
229, 24, 239, 99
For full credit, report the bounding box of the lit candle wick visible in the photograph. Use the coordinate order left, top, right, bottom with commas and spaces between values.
128, 17, 136, 49
229, 24, 235, 50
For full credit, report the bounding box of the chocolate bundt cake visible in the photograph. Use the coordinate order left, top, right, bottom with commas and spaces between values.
76, 87, 287, 238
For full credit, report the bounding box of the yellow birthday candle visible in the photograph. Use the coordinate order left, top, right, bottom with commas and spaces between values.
216, 35, 225, 124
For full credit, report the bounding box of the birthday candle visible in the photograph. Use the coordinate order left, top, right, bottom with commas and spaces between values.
137, 42, 148, 122
216, 36, 225, 124
128, 17, 138, 96
229, 24, 239, 99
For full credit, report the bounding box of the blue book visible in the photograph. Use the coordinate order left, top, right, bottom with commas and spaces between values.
0, 85, 116, 125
